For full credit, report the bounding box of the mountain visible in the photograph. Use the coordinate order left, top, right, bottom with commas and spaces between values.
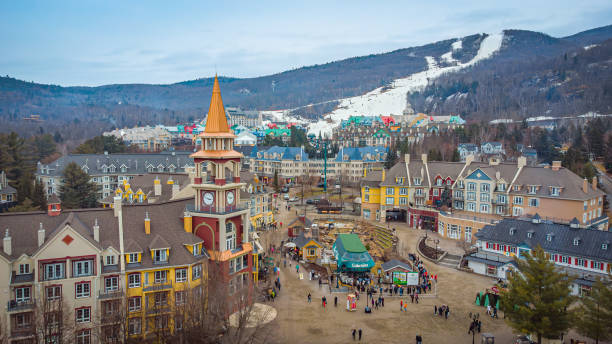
1, 24, 611, 139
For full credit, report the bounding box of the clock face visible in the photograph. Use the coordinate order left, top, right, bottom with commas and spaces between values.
202, 192, 214, 205
226, 191, 235, 205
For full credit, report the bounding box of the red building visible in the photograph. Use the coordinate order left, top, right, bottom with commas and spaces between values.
187, 76, 253, 300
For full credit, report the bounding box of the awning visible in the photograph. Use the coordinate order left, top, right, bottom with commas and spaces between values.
284, 242, 297, 248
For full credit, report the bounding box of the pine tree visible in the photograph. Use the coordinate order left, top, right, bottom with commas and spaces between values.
59, 162, 99, 209
574, 279, 612, 344
7, 198, 38, 212
273, 169, 279, 193
384, 148, 398, 169
32, 179, 47, 210
500, 246, 575, 344
451, 148, 460, 162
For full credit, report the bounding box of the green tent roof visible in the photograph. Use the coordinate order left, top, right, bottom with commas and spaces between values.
337, 234, 367, 253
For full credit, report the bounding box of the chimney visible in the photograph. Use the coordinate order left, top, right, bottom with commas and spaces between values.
517, 156, 527, 169
495, 171, 501, 180
113, 195, 122, 217
363, 168, 367, 177
421, 153, 428, 164
38, 223, 45, 247
183, 211, 192, 233
382, 169, 386, 181
93, 218, 100, 242
583, 178, 588, 193
592, 176, 597, 191
3, 229, 11, 256
404, 154, 410, 164
172, 182, 180, 199
144, 211, 151, 235
489, 157, 499, 166
551, 161, 561, 171
154, 177, 161, 196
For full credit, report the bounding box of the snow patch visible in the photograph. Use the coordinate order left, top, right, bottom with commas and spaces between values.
452, 39, 463, 51
306, 32, 504, 136
584, 44, 599, 50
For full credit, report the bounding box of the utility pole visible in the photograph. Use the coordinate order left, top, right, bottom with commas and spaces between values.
323, 141, 328, 193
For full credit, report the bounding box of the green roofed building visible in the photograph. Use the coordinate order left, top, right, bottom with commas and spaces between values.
333, 233, 375, 272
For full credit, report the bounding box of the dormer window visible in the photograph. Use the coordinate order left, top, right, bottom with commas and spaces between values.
546, 234, 553, 242
528, 186, 537, 194
413, 178, 422, 186
550, 187, 560, 196
109, 165, 116, 173
121, 166, 127, 173
509, 228, 516, 236
514, 185, 520, 191
193, 244, 201, 256
154, 249, 167, 263
602, 243, 609, 250
105, 255, 116, 266
527, 231, 533, 238
573, 238, 581, 246
498, 183, 506, 191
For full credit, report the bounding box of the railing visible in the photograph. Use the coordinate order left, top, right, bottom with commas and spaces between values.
10, 327, 35, 338
143, 281, 173, 292
186, 204, 247, 215
98, 288, 124, 300
145, 305, 171, 314
439, 211, 499, 224
7, 299, 35, 312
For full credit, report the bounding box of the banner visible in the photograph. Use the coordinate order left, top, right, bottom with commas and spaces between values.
406, 272, 419, 285
392, 271, 407, 285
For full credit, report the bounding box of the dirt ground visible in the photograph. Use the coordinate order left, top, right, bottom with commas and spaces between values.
255, 203, 517, 344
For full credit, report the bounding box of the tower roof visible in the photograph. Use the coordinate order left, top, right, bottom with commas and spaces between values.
204, 75, 231, 134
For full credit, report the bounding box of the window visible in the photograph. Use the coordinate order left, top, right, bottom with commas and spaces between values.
467, 192, 476, 201
454, 190, 463, 198
154, 249, 167, 263
106, 255, 116, 265
467, 202, 476, 211
75, 282, 90, 298
602, 243, 609, 250
576, 258, 584, 266
496, 206, 504, 214
229, 259, 235, 274
364, 186, 370, 193
175, 291, 186, 305
105, 276, 119, 292
154, 270, 168, 284
481, 183, 490, 192
480, 204, 489, 213
514, 196, 523, 205
73, 260, 94, 277
433, 189, 439, 196
128, 297, 141, 312
413, 178, 422, 186
192, 264, 202, 280
128, 273, 140, 288
465, 227, 472, 242
386, 188, 394, 195
175, 316, 184, 331
175, 268, 187, 283
415, 188, 423, 196
385, 197, 394, 205
551, 187, 560, 196
44, 262, 65, 280
573, 238, 581, 246
399, 188, 408, 195
528, 198, 539, 207
15, 287, 31, 303
128, 253, 139, 263
584, 201, 588, 210
399, 197, 408, 205
528, 185, 537, 194
497, 195, 507, 204
18, 264, 30, 275
480, 193, 490, 202
14, 313, 32, 329
76, 307, 91, 323
527, 231, 533, 239
46, 286, 61, 300
154, 292, 168, 307
583, 213, 587, 223
593, 261, 602, 270
76, 329, 91, 344
498, 183, 506, 191
467, 182, 476, 191
128, 318, 141, 335
155, 315, 168, 329
364, 195, 370, 202
561, 256, 568, 264
513, 185, 520, 191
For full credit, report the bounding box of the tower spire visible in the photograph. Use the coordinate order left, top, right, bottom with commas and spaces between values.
204, 75, 230, 133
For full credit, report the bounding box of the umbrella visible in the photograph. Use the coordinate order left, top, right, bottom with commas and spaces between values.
495, 299, 499, 309
284, 242, 296, 248
475, 295, 480, 306
484, 294, 490, 307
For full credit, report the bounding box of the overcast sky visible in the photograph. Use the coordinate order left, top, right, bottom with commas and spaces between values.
1, 1, 611, 86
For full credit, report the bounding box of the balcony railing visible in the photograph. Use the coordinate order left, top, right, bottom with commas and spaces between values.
7, 299, 35, 312
98, 288, 124, 300
145, 305, 171, 314
186, 204, 246, 215
143, 281, 173, 292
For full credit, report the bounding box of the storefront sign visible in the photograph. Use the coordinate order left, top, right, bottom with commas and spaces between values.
406, 272, 419, 285
392, 271, 407, 285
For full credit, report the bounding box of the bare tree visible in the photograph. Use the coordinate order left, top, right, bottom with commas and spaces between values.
34, 289, 75, 344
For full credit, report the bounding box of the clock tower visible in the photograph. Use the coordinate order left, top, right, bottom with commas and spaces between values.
188, 75, 253, 288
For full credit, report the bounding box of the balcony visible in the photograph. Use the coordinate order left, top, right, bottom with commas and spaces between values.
10, 327, 35, 339
143, 281, 173, 292
98, 288, 124, 300
186, 204, 247, 216
10, 271, 34, 285
7, 299, 35, 312
145, 305, 171, 315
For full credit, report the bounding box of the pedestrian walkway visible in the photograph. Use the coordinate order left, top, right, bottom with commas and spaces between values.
438, 253, 462, 269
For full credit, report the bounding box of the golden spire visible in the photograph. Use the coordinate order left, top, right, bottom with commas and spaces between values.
204, 75, 230, 133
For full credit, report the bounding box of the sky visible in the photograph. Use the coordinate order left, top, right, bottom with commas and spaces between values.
1, 0, 611, 86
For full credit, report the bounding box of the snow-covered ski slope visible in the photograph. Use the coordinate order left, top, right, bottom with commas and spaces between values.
307, 32, 504, 136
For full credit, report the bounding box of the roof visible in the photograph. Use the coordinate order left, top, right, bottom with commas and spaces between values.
0, 184, 16, 194
38, 151, 194, 177
475, 218, 612, 261
256, 146, 308, 161
293, 232, 322, 249
334, 146, 387, 162
512, 166, 604, 200
381, 259, 413, 271
336, 233, 366, 253
361, 169, 384, 188
203, 76, 231, 135
464, 251, 516, 267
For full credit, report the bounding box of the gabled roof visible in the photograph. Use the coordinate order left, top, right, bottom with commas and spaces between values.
334, 146, 387, 162
293, 232, 322, 249
475, 218, 612, 261
381, 259, 413, 272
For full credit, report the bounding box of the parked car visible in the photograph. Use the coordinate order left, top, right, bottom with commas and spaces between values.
281, 186, 289, 193
289, 197, 299, 202
283, 194, 289, 200
306, 198, 320, 205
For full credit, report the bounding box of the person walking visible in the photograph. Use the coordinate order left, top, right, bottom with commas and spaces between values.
371, 298, 374, 308
434, 305, 437, 315
410, 294, 414, 303
352, 329, 356, 341
358, 328, 362, 341
308, 293, 311, 303
415, 294, 419, 304
400, 300, 403, 311
445, 306, 449, 319
334, 296, 338, 307
416, 334, 422, 344
296, 264, 300, 274
381, 296, 384, 307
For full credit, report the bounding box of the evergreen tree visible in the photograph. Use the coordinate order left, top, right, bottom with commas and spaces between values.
574, 279, 612, 344
451, 148, 460, 162
73, 135, 127, 154
7, 198, 38, 212
59, 162, 99, 209
272, 169, 279, 192
384, 148, 398, 169
32, 179, 47, 210
500, 246, 574, 344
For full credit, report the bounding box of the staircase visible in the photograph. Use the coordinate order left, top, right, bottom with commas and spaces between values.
374, 226, 394, 250
438, 253, 461, 269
